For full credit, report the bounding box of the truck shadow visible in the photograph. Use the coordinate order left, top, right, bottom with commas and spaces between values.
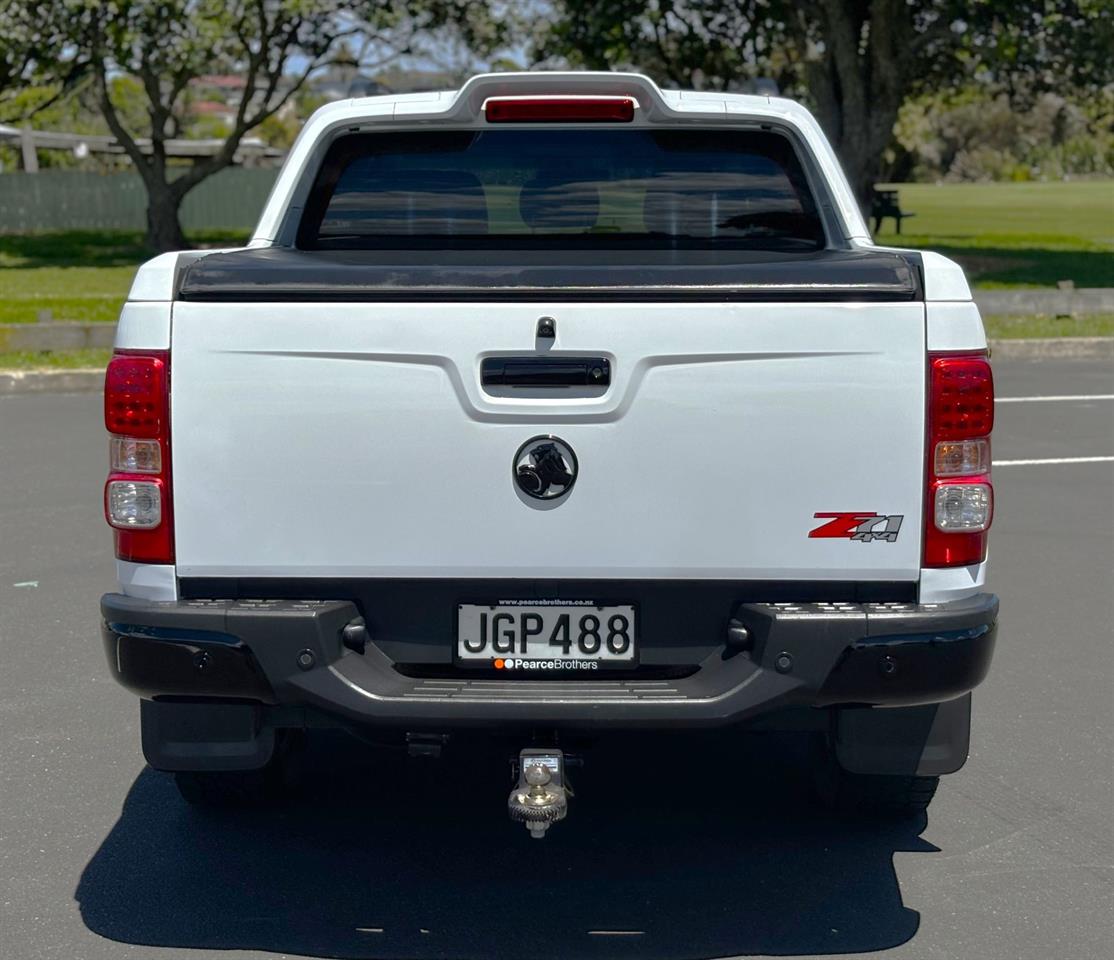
76, 730, 934, 959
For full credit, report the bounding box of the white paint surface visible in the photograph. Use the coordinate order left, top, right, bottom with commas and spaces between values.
116, 561, 177, 601
170, 300, 927, 581
919, 563, 987, 605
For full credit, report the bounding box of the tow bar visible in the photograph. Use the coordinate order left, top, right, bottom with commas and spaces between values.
508, 748, 570, 839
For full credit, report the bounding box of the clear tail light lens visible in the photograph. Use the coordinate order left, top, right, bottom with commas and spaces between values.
106, 480, 163, 528
934, 439, 990, 476
934, 482, 992, 531
110, 437, 162, 474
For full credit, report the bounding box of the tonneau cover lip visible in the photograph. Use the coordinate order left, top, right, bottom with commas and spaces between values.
176, 247, 924, 303
178, 286, 920, 304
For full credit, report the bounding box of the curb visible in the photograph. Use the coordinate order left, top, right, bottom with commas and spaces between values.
988, 337, 1114, 360
975, 288, 1114, 316
0, 321, 116, 352
0, 368, 104, 395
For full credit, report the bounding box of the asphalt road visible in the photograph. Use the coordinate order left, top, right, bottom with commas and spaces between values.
1, 356, 1111, 960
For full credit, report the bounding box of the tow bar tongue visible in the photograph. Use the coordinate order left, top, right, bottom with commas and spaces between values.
508, 749, 569, 838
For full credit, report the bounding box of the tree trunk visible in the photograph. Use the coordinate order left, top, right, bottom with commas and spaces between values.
839, 126, 895, 215
807, 0, 913, 221
143, 178, 188, 253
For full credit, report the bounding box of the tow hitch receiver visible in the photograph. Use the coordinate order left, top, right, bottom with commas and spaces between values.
508, 748, 569, 838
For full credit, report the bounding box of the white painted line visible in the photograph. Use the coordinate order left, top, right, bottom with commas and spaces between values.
588, 930, 645, 936
996, 394, 1114, 403
994, 456, 1114, 466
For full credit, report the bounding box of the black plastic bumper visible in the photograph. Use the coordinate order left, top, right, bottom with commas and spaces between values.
101, 592, 997, 729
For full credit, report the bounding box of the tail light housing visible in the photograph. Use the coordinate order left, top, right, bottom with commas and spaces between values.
924, 353, 994, 567
104, 351, 173, 563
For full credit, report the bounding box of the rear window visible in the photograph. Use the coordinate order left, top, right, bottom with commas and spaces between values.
298, 129, 826, 253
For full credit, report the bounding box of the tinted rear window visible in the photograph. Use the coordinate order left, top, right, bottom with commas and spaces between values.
298, 129, 826, 252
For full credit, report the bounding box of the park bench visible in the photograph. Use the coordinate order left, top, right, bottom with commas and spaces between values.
871, 188, 916, 235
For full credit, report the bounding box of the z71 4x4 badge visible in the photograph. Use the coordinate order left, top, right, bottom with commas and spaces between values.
809, 512, 904, 543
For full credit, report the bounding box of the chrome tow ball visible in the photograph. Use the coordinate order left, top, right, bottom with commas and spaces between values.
508, 749, 569, 839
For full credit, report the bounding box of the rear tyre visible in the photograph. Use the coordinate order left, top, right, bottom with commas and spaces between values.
816, 767, 939, 818
173, 730, 305, 808
812, 737, 939, 819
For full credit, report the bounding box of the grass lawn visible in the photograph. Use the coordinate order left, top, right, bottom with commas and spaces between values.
0, 230, 246, 324
0, 348, 112, 369
874, 181, 1114, 288
983, 313, 1114, 339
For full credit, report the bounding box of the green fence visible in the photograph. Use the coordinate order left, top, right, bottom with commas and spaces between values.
0, 168, 280, 233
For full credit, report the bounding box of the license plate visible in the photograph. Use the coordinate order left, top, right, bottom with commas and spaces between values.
456, 601, 637, 671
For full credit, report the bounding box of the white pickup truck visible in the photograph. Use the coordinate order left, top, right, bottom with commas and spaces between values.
100, 72, 997, 832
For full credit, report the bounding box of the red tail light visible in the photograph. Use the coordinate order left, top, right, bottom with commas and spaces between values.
929, 356, 995, 439
104, 354, 167, 437
104, 351, 174, 563
485, 96, 636, 123
924, 353, 994, 567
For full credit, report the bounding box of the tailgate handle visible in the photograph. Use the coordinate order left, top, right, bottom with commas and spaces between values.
482, 357, 611, 388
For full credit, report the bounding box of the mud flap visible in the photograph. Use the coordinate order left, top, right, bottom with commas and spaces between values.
834, 693, 972, 777
140, 699, 275, 772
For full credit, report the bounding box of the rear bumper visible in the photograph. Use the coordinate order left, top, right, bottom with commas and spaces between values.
101, 591, 998, 729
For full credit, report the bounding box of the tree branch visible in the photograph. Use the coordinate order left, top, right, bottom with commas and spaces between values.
170, 34, 325, 198
96, 63, 153, 182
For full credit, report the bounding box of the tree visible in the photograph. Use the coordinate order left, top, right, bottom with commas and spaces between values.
0, 5, 73, 122
535, 1, 784, 91
804, 0, 1114, 202
799, 0, 951, 207
10, 1, 507, 251
78, 1, 380, 250
540, 1, 1114, 209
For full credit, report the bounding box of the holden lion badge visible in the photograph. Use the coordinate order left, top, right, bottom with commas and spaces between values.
514, 436, 577, 500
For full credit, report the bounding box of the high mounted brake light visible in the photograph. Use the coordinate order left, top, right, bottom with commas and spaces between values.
484, 96, 636, 123
104, 350, 174, 563
924, 353, 994, 567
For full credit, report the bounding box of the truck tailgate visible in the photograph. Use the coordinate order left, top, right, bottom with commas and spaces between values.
169, 300, 925, 580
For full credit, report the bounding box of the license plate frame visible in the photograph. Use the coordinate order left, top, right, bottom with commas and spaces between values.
455, 600, 639, 671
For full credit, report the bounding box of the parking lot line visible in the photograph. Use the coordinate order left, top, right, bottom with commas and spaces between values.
588, 930, 646, 936
994, 456, 1114, 466
996, 394, 1114, 403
